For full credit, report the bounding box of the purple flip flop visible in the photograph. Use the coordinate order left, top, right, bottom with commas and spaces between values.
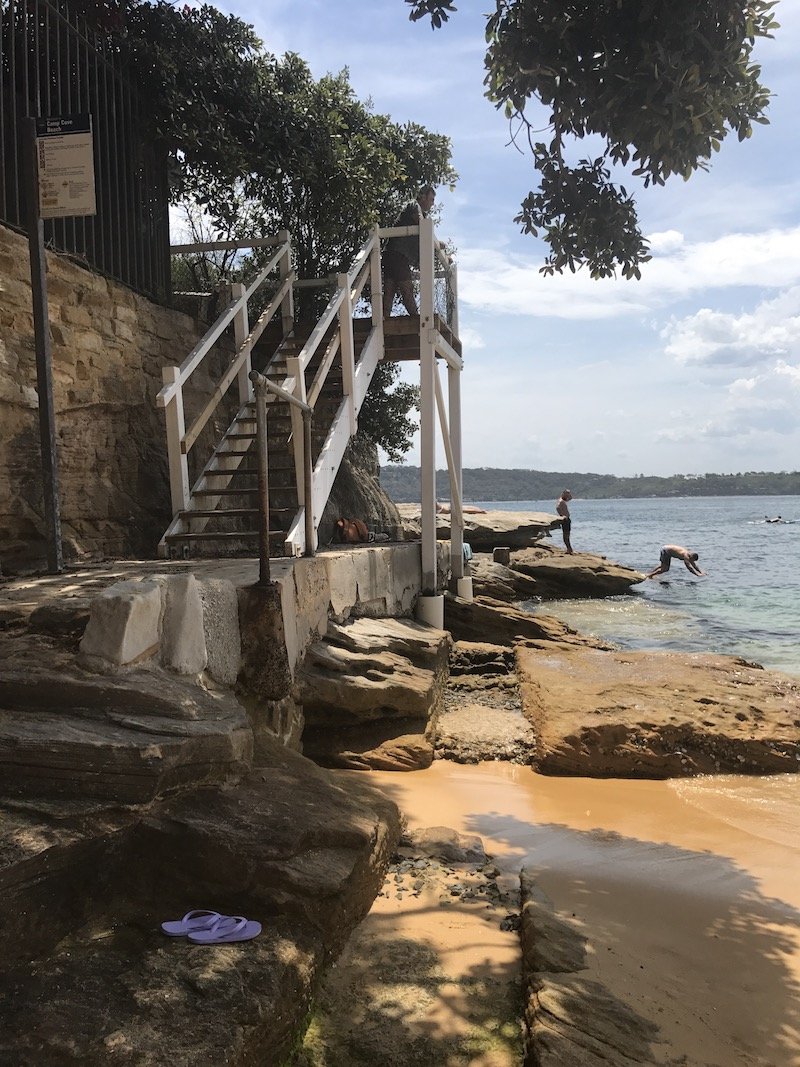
160, 909, 222, 937
187, 916, 262, 945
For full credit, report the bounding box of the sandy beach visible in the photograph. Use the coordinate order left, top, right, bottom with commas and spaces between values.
350, 763, 800, 1066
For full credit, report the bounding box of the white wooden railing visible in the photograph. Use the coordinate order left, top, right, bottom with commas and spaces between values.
156, 232, 294, 552
156, 217, 465, 598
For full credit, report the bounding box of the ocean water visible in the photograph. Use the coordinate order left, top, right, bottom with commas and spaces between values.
474, 496, 800, 677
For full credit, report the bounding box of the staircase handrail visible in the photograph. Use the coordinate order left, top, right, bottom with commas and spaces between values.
156, 240, 289, 410
157, 232, 293, 522
294, 231, 378, 376
248, 370, 311, 413
181, 272, 295, 455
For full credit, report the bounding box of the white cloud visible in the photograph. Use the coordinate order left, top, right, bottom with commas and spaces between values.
458, 325, 485, 350
647, 230, 685, 253
656, 362, 800, 444
662, 286, 800, 367
457, 227, 800, 321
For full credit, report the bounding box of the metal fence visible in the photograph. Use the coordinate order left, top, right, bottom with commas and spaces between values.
0, 0, 169, 300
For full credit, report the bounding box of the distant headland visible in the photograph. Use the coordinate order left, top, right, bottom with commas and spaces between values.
381, 466, 800, 502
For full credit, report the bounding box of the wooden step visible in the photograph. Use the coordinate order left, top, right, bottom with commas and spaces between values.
165, 530, 284, 543
178, 508, 258, 519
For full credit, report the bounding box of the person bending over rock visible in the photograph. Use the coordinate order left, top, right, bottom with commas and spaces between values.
646, 544, 705, 579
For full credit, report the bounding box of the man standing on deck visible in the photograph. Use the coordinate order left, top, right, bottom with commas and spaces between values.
556, 489, 574, 554
646, 544, 705, 579
382, 186, 436, 317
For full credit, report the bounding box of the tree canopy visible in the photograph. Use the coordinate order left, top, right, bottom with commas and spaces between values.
120, 2, 457, 459
407, 0, 778, 278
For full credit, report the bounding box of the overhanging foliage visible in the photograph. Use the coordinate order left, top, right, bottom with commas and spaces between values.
407, 0, 778, 278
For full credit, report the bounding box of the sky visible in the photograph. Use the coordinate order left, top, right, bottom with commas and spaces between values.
213, 0, 800, 477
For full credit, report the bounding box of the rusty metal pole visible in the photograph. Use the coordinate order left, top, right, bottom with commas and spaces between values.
24, 118, 63, 573
255, 385, 271, 585
303, 411, 314, 556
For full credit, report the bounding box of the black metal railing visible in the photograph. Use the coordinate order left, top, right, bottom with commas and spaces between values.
0, 0, 169, 300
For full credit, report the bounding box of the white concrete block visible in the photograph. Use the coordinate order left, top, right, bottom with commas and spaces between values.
160, 574, 208, 675
198, 578, 241, 686
79, 579, 162, 666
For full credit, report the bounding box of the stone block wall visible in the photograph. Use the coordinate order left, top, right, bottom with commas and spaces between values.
0, 223, 233, 571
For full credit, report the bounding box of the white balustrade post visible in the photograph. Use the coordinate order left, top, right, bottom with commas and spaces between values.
278, 230, 294, 337
370, 223, 383, 328
161, 365, 190, 516
286, 355, 307, 520
448, 359, 464, 580
450, 259, 459, 337
230, 281, 251, 405
337, 273, 357, 436
418, 214, 437, 596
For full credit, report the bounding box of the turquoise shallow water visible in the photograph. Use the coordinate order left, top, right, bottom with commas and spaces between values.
475, 496, 800, 676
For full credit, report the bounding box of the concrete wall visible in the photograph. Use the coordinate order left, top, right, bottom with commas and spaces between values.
75, 544, 449, 748
0, 224, 232, 572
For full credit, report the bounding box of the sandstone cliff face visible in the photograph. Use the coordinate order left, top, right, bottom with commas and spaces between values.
0, 224, 234, 571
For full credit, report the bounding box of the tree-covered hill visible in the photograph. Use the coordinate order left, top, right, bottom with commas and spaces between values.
381, 467, 800, 503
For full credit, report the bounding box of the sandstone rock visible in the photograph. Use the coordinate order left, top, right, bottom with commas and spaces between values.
400, 825, 487, 865
444, 595, 610, 649
449, 640, 516, 677
303, 722, 434, 772
0, 668, 252, 802
0, 736, 401, 1066
436, 700, 537, 764
297, 618, 450, 770
520, 872, 659, 1067
469, 557, 540, 603
319, 435, 402, 547
298, 643, 439, 726
27, 596, 91, 640
325, 616, 451, 675
517, 645, 800, 777
396, 504, 559, 550
511, 546, 645, 599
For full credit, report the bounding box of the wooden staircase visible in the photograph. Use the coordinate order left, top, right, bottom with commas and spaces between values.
163, 320, 372, 558
158, 222, 464, 581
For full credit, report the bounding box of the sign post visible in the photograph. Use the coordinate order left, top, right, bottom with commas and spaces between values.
24, 113, 97, 573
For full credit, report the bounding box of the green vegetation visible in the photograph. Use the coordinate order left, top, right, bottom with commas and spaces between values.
381, 466, 800, 502
406, 0, 778, 278
118, 2, 457, 459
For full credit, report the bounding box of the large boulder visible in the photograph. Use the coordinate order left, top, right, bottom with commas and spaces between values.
517, 645, 800, 777
520, 873, 659, 1066
396, 504, 559, 549
320, 435, 403, 545
468, 556, 541, 602
0, 736, 401, 1066
511, 546, 645, 599
296, 617, 451, 771
0, 668, 252, 802
444, 595, 610, 650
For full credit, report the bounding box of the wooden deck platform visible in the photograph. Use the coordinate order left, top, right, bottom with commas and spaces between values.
355, 315, 462, 362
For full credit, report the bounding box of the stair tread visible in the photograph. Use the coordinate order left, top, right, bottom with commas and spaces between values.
179, 508, 259, 518
165, 531, 284, 542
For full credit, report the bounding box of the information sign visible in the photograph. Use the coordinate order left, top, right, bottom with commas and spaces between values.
35, 114, 97, 219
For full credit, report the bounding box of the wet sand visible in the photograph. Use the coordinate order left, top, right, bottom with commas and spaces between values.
365, 763, 800, 1066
